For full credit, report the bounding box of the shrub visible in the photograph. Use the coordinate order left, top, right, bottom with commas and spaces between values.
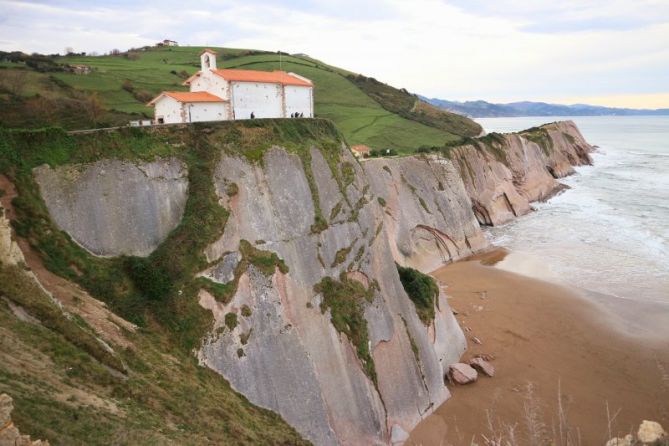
224, 313, 238, 330
124, 256, 173, 301
239, 240, 289, 275
396, 264, 439, 325
121, 79, 134, 93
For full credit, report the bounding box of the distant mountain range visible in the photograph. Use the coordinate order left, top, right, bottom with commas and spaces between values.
420, 97, 669, 118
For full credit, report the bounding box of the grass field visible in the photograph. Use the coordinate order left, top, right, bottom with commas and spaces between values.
1, 46, 479, 151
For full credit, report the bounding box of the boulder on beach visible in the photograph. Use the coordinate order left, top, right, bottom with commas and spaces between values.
469, 357, 495, 377
448, 363, 478, 384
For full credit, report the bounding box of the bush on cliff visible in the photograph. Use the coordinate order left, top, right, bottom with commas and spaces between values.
396, 264, 439, 325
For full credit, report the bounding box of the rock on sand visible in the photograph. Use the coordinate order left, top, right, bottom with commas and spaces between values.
448, 363, 478, 384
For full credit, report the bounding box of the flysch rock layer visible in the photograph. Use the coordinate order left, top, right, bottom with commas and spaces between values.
197, 145, 467, 445
33, 158, 188, 257
450, 120, 593, 226
28, 120, 594, 445
364, 155, 487, 273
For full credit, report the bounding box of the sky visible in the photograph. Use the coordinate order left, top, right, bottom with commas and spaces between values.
1, 0, 668, 108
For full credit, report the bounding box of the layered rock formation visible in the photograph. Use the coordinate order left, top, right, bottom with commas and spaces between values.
449, 120, 593, 226
33, 158, 188, 256
364, 156, 487, 273
197, 146, 466, 445
23, 119, 593, 445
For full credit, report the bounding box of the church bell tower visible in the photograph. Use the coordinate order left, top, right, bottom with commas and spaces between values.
200, 49, 217, 71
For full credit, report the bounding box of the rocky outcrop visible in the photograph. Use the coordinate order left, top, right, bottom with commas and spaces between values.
33, 158, 188, 257
364, 156, 487, 273
449, 121, 593, 226
0, 394, 49, 446
197, 146, 466, 445
0, 201, 22, 267
21, 119, 594, 445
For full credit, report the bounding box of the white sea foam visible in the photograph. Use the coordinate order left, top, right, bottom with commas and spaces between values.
477, 116, 669, 305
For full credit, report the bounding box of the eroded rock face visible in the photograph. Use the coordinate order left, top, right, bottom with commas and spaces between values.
197, 146, 467, 445
450, 121, 593, 226
24, 120, 593, 445
364, 156, 487, 272
0, 204, 22, 267
0, 393, 49, 446
34, 158, 188, 257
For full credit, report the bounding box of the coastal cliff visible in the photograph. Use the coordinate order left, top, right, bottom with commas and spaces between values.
0, 119, 593, 445
449, 120, 593, 225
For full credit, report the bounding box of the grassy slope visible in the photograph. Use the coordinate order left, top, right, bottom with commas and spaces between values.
1, 46, 478, 151
0, 264, 308, 446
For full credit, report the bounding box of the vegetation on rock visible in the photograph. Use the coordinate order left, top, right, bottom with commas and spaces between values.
239, 239, 289, 276
521, 126, 555, 156
0, 120, 347, 444
396, 264, 439, 325
314, 275, 377, 384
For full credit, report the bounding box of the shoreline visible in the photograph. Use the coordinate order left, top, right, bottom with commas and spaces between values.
408, 253, 669, 445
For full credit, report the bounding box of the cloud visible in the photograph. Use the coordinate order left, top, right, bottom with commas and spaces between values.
446, 0, 669, 32
0, 0, 667, 107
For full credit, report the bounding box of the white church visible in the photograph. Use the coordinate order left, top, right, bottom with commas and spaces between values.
148, 49, 314, 124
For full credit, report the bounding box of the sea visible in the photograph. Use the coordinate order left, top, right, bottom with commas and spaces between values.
475, 116, 669, 336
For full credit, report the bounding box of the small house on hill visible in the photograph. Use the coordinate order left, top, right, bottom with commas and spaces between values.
69, 64, 91, 75
148, 49, 314, 124
160, 39, 179, 47
351, 145, 371, 159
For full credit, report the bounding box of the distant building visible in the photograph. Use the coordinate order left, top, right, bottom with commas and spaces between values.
69, 64, 91, 75
148, 49, 314, 124
161, 39, 179, 47
351, 145, 371, 159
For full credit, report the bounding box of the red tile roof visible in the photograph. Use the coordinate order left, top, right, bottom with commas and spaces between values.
214, 69, 312, 87
351, 145, 371, 152
148, 91, 224, 105
182, 69, 313, 87
183, 69, 313, 87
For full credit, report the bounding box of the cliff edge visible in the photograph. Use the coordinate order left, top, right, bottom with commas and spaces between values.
0, 118, 593, 445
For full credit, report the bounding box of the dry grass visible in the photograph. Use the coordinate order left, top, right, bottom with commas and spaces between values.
468, 381, 604, 446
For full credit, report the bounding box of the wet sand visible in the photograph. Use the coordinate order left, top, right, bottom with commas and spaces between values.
408, 255, 669, 446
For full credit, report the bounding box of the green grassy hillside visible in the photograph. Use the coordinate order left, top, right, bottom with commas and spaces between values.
0, 46, 481, 151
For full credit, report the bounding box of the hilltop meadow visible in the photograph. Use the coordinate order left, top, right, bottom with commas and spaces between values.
0, 45, 481, 152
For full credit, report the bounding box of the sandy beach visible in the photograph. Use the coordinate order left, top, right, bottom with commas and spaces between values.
408, 252, 669, 446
